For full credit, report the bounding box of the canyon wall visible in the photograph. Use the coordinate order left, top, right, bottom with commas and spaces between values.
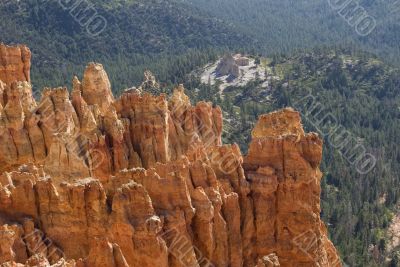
0, 44, 341, 267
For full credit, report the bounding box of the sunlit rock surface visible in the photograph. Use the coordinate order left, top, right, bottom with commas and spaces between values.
0, 45, 341, 267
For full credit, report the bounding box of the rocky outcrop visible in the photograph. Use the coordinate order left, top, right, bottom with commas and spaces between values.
216, 55, 240, 78
234, 55, 250, 67
243, 108, 340, 266
139, 70, 160, 93
0, 44, 31, 86
81, 62, 114, 114
0, 44, 341, 267
255, 254, 280, 267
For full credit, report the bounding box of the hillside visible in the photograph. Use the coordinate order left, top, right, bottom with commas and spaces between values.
185, 0, 400, 65
0, 0, 254, 91
3, 0, 400, 95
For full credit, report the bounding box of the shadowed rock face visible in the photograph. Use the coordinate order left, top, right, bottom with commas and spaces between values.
216, 55, 240, 78
0, 45, 341, 267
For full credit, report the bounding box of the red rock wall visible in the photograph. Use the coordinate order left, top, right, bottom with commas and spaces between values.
0, 45, 341, 267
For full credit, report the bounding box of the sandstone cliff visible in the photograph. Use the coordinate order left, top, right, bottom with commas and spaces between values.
0, 45, 341, 267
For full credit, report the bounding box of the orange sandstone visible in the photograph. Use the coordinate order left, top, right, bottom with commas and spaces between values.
0, 45, 341, 267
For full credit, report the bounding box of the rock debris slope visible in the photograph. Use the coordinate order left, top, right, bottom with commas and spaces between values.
0, 44, 341, 267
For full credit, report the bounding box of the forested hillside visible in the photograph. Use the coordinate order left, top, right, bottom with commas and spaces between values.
2, 0, 400, 91
183, 48, 400, 267
0, 0, 254, 91
185, 0, 400, 65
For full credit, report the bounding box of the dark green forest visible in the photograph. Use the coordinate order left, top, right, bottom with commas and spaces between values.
0, 0, 252, 90
185, 0, 400, 66
1, 0, 400, 266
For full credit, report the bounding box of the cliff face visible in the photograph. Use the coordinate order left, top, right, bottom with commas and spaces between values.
0, 45, 341, 267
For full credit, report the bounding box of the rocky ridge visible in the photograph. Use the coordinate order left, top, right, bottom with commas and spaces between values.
0, 45, 341, 267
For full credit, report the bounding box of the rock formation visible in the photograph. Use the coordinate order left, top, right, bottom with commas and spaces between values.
216, 55, 240, 78
0, 44, 31, 86
233, 55, 250, 67
0, 44, 341, 267
139, 70, 160, 93
243, 109, 340, 266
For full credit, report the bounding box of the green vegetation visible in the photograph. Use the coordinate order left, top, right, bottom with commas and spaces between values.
186, 0, 400, 66
0, 0, 253, 91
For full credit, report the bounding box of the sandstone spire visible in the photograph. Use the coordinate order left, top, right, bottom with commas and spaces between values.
243, 108, 340, 266
0, 44, 31, 85
0, 45, 341, 267
81, 62, 114, 114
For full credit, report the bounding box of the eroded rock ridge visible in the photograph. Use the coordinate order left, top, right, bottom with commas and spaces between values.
0, 45, 341, 267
